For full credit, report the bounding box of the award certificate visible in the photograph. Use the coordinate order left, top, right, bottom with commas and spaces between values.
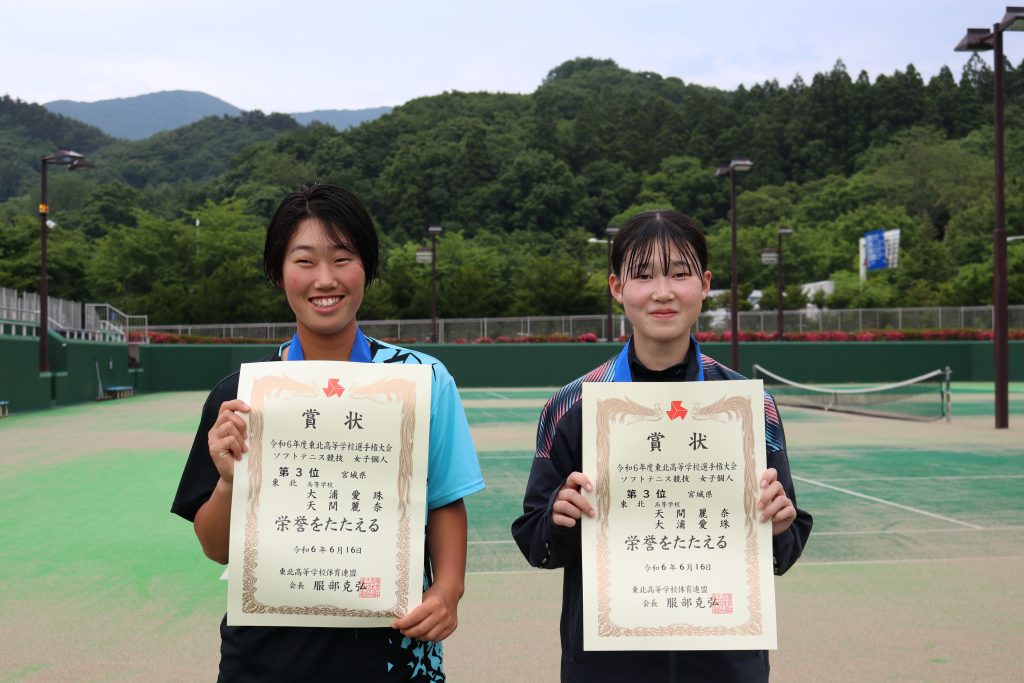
227, 361, 431, 627
581, 380, 777, 650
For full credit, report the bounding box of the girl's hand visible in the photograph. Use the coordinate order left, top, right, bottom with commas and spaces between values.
207, 400, 250, 484
392, 584, 459, 642
757, 468, 797, 535
552, 472, 596, 528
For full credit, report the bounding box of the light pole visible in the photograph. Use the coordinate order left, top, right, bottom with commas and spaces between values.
777, 227, 793, 339
39, 149, 92, 372
715, 158, 753, 371
428, 225, 442, 343
588, 227, 620, 341
605, 226, 619, 341
956, 6, 1024, 428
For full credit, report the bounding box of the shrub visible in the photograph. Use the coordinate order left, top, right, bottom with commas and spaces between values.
142, 326, 1023, 344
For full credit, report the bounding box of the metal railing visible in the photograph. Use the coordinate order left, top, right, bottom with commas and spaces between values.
2, 284, 1020, 344
146, 305, 1024, 344
0, 289, 148, 342
709, 305, 1024, 334
0, 287, 82, 328
85, 303, 150, 343
0, 320, 40, 337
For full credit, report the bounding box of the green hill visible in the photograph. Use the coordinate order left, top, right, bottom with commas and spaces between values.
1, 55, 1020, 322
290, 107, 393, 129
45, 90, 392, 140
0, 95, 114, 200
45, 90, 242, 140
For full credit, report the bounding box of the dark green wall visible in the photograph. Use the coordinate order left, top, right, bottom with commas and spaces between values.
136, 340, 1024, 392
3, 337, 1021, 414
0, 336, 52, 411
136, 344, 275, 393
419, 341, 1023, 386
0, 335, 131, 411
56, 340, 133, 404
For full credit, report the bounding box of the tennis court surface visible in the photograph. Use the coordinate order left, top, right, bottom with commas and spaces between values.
1, 382, 1021, 682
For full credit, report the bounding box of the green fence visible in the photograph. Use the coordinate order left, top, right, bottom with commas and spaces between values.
136, 340, 1023, 391
2, 336, 1022, 414
0, 334, 132, 412
0, 336, 52, 411
136, 344, 273, 393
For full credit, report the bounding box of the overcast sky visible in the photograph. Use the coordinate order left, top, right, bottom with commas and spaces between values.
1, 1, 1001, 113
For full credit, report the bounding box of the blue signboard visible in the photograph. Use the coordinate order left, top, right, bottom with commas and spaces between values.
864, 229, 888, 271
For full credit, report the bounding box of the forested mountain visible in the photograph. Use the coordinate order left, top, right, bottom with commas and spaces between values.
92, 111, 302, 188
0, 99, 301, 203
1, 56, 1022, 324
290, 107, 393, 130
44, 90, 393, 140
45, 91, 242, 140
0, 96, 114, 201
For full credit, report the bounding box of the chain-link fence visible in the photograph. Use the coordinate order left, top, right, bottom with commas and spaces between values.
146, 305, 1024, 343
2, 282, 1021, 343
717, 306, 1023, 334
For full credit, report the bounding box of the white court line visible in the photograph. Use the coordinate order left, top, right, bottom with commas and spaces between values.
464, 555, 1024, 575
484, 391, 508, 399
466, 525, 1024, 545
810, 474, 1024, 483
506, 471, 526, 491
793, 475, 984, 530
794, 555, 1024, 567
220, 545, 1024, 580
811, 525, 1023, 537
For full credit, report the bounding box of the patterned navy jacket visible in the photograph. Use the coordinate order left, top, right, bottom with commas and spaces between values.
511, 339, 812, 683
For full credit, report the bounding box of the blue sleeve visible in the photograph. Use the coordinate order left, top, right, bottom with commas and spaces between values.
426, 365, 485, 509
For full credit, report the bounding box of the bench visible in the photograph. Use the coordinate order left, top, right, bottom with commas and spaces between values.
104, 386, 134, 399
0, 400, 8, 417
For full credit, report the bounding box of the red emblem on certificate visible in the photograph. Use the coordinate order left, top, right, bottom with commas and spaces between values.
323, 378, 346, 397
666, 401, 688, 420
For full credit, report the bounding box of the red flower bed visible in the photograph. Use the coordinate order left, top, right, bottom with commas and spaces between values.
690, 328, 1020, 342
142, 327, 1023, 344
142, 331, 282, 344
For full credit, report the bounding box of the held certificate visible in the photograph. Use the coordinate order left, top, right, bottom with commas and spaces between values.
581, 380, 776, 651
227, 361, 431, 628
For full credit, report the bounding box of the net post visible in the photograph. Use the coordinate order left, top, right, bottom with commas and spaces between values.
944, 366, 952, 423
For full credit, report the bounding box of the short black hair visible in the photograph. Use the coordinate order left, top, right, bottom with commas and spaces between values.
611, 210, 708, 281
263, 184, 380, 288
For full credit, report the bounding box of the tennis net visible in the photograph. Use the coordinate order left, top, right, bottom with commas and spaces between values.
752, 364, 952, 422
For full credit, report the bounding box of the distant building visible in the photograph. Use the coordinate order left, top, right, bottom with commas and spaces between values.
801, 280, 834, 307
706, 280, 835, 312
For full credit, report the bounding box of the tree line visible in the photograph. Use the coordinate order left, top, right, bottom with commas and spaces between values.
1, 55, 1022, 324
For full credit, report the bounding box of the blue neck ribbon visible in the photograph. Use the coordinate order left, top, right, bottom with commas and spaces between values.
278, 327, 373, 363
611, 336, 704, 383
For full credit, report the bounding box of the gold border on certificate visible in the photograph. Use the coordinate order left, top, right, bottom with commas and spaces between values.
240, 376, 418, 619
593, 393, 762, 638
581, 379, 776, 651
227, 361, 431, 628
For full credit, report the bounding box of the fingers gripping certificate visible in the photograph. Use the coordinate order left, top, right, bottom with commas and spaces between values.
228, 361, 431, 628
581, 380, 777, 651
